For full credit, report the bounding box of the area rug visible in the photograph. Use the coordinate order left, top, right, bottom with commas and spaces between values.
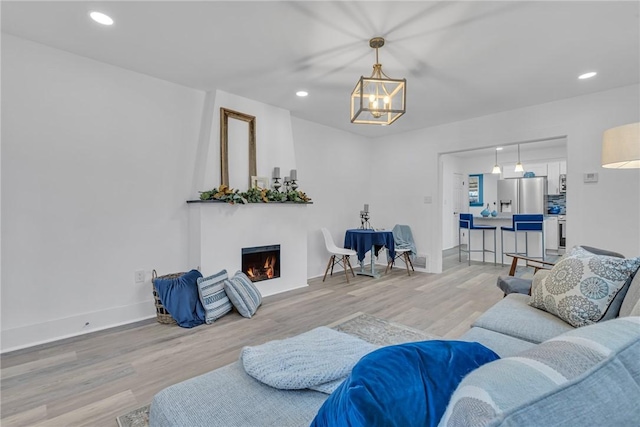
115, 312, 437, 427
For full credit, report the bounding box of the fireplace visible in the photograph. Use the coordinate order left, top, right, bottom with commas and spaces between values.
241, 245, 281, 282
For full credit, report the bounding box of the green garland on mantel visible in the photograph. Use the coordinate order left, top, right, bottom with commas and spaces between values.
199, 184, 312, 205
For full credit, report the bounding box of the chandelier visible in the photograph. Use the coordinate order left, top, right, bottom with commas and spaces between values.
350, 37, 406, 125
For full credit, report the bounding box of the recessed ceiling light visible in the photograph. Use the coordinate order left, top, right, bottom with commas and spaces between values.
578, 72, 597, 80
496, 147, 503, 151
296, 91, 308, 97
90, 11, 114, 26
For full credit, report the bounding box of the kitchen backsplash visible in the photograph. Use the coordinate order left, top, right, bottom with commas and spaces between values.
547, 194, 566, 214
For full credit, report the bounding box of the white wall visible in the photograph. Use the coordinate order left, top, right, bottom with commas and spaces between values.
291, 117, 372, 278
1, 35, 205, 351
371, 85, 640, 272
197, 89, 297, 196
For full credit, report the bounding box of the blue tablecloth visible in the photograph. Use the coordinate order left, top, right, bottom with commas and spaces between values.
344, 229, 395, 262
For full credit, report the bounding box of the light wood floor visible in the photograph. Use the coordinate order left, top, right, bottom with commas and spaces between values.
0, 249, 508, 426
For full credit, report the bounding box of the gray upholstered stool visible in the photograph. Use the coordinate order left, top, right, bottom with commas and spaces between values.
497, 276, 533, 296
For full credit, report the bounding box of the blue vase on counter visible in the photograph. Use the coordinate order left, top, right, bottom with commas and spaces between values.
491, 210, 498, 217
480, 204, 490, 217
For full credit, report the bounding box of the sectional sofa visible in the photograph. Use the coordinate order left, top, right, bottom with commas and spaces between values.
149, 247, 640, 427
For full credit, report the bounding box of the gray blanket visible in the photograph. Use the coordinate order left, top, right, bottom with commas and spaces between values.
240, 326, 378, 394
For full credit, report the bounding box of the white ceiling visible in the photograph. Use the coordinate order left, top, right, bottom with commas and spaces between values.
2, 1, 638, 138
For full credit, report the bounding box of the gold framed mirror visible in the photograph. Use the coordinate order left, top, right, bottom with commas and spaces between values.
220, 108, 256, 188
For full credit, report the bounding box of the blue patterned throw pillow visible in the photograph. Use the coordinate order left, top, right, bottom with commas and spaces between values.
311, 340, 499, 427
529, 246, 640, 327
196, 270, 233, 324
224, 271, 262, 318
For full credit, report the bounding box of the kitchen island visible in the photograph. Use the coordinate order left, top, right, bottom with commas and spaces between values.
465, 215, 545, 264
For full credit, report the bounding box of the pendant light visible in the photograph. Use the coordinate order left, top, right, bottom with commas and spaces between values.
492, 148, 501, 174
514, 144, 524, 172
350, 37, 406, 125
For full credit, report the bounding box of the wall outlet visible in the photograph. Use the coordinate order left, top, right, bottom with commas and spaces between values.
134, 270, 145, 283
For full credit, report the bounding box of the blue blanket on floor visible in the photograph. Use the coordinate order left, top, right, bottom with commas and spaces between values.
154, 270, 205, 328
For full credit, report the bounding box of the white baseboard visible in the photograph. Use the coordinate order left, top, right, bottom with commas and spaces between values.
0, 282, 310, 353
1, 301, 156, 354
259, 282, 308, 298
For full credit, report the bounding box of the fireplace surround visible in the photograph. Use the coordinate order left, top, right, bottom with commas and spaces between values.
188, 203, 308, 297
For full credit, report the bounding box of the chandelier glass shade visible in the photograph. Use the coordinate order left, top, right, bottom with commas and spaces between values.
350, 37, 406, 125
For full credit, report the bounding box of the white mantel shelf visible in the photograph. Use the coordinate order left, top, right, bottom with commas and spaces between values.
186, 200, 313, 204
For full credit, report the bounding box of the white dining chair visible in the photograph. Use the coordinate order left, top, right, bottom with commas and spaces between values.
321, 228, 356, 284
385, 224, 416, 276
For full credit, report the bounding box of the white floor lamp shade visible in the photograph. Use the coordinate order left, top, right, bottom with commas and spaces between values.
602, 122, 640, 169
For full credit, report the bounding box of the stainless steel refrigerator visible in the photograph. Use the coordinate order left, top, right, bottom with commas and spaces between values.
498, 177, 547, 214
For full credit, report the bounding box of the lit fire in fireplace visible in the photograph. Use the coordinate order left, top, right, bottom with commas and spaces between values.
242, 245, 280, 283
246, 255, 277, 280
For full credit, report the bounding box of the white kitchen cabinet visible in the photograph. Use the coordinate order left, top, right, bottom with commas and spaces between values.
501, 166, 523, 179
547, 162, 561, 194
545, 217, 559, 251
547, 160, 567, 195
524, 163, 548, 177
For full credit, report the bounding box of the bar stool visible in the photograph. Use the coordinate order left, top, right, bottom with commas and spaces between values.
458, 213, 497, 266
500, 214, 545, 265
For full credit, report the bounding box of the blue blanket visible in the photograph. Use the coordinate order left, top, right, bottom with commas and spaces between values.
311, 340, 500, 427
154, 270, 205, 328
392, 224, 417, 260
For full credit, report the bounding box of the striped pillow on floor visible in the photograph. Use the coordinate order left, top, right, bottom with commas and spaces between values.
196, 270, 233, 324
224, 271, 263, 318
